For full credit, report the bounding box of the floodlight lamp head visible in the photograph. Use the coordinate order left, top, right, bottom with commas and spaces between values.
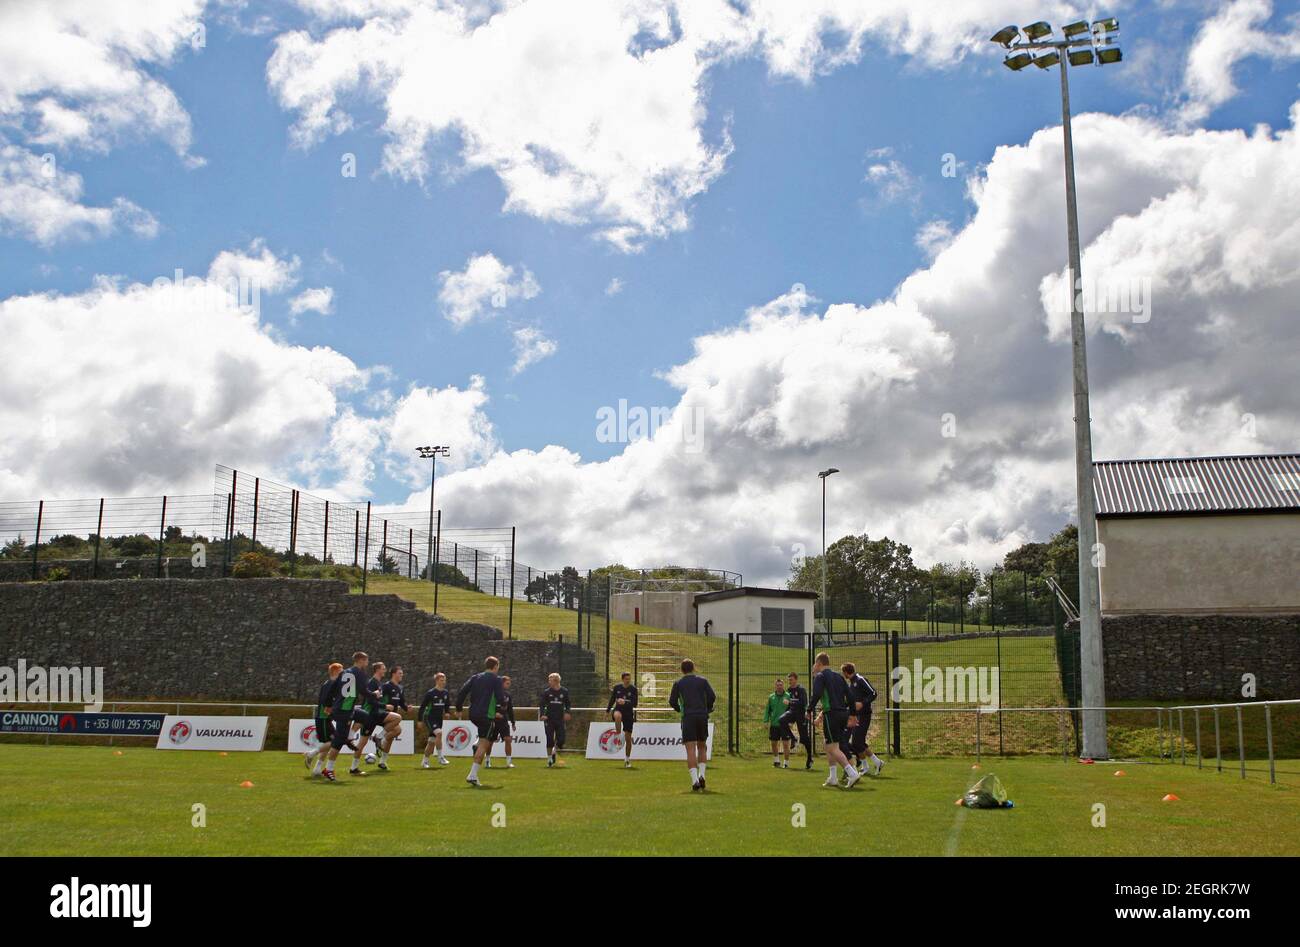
1062, 20, 1089, 39
990, 25, 1020, 47
818, 467, 840, 479
1033, 51, 1061, 69
1068, 48, 1095, 66
1096, 46, 1122, 64
1023, 21, 1053, 41
1004, 52, 1034, 70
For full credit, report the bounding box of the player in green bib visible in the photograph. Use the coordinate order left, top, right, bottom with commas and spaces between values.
763, 678, 792, 768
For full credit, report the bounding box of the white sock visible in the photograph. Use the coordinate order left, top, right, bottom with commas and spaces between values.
506, 755, 512, 763
422, 754, 429, 764
829, 764, 838, 781
380, 750, 388, 762
469, 762, 479, 779
311, 759, 322, 774
699, 762, 707, 778
689, 766, 699, 784
845, 764, 859, 779
324, 758, 334, 772
871, 753, 883, 767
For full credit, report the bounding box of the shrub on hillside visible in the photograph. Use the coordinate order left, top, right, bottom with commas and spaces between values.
231, 551, 283, 578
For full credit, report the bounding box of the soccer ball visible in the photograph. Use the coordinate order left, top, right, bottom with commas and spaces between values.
365, 753, 376, 765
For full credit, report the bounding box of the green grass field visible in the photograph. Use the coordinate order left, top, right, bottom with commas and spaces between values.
1, 744, 1297, 856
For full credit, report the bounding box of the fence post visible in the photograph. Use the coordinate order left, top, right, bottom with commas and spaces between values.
251, 477, 259, 547
604, 574, 611, 684
289, 490, 298, 577
1264, 703, 1275, 785
352, 509, 359, 567
902, 587, 908, 637
1060, 708, 1068, 761
361, 502, 371, 595
433, 511, 441, 611
890, 631, 901, 756
323, 500, 330, 564
1213, 706, 1221, 773
157, 495, 167, 577
1178, 708, 1185, 765
92, 497, 104, 578
996, 621, 1004, 755
975, 708, 981, 762
1156, 707, 1163, 761
407, 527, 413, 579
1236, 705, 1245, 779
508, 526, 516, 640
726, 633, 734, 753
32, 499, 43, 580
1194, 708, 1202, 768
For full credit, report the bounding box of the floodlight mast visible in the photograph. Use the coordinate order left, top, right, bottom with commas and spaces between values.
417, 445, 450, 585
991, 19, 1122, 760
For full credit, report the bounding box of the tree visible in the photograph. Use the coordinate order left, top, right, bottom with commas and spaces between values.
377, 552, 398, 574
1, 535, 28, 559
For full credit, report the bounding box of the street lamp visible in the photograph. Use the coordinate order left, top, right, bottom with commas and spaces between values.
990, 17, 1122, 759
416, 445, 449, 584
817, 467, 839, 636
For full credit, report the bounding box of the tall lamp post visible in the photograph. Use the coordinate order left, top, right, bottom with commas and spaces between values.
817, 467, 839, 636
990, 17, 1121, 759
416, 445, 449, 584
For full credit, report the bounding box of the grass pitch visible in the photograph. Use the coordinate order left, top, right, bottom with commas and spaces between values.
1, 744, 1296, 856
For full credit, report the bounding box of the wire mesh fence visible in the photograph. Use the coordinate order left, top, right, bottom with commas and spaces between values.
822, 569, 1075, 636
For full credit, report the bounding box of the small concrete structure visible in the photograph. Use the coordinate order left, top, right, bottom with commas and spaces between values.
693, 587, 818, 644
610, 590, 698, 633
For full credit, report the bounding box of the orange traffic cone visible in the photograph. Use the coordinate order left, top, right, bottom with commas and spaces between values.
1162, 793, 1180, 802
1113, 770, 1126, 777
955, 798, 964, 806
971, 764, 981, 770
219, 751, 228, 757
239, 780, 254, 788
112, 750, 123, 756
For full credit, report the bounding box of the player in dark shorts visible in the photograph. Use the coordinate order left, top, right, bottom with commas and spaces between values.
355, 662, 399, 773
842, 662, 884, 776
305, 662, 344, 776
763, 678, 791, 768
810, 651, 862, 789
538, 673, 571, 767
668, 659, 715, 791
486, 675, 517, 769
418, 672, 451, 768
322, 652, 371, 781
780, 671, 814, 769
606, 671, 638, 768
372, 665, 408, 769
454, 656, 507, 787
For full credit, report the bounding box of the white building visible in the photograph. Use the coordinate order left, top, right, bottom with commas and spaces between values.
693, 587, 818, 644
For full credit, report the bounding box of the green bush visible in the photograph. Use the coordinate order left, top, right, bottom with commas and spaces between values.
231, 551, 282, 578
44, 567, 71, 582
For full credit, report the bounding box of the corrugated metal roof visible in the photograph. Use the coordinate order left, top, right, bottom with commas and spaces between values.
1093, 454, 1300, 516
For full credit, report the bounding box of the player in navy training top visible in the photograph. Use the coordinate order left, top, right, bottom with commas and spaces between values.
667, 659, 715, 791
322, 652, 370, 781
486, 675, 517, 769
418, 672, 451, 768
372, 665, 408, 769
607, 672, 638, 767
842, 662, 884, 776
538, 673, 571, 767
305, 662, 344, 776
810, 652, 862, 789
454, 655, 507, 787
780, 672, 814, 769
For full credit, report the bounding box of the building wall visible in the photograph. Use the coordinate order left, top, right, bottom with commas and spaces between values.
609, 591, 697, 633
696, 596, 749, 636
696, 596, 815, 638
0, 578, 596, 705
1097, 513, 1300, 614
1085, 613, 1300, 700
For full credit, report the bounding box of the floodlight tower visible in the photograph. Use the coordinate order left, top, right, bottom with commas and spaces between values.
817, 467, 839, 634
416, 445, 450, 584
991, 17, 1121, 759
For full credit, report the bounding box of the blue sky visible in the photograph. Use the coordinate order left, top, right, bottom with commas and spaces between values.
3, 1, 1299, 579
